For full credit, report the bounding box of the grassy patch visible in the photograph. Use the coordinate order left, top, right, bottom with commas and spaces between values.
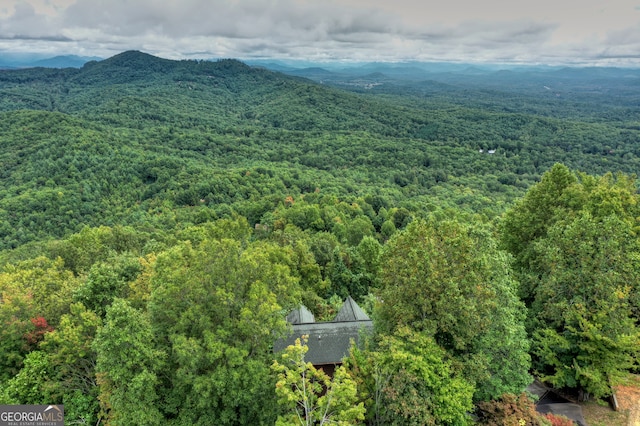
581, 399, 628, 426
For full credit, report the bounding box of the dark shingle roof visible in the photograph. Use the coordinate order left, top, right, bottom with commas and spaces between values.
275, 297, 373, 365
277, 321, 373, 365
286, 305, 315, 324
334, 296, 370, 322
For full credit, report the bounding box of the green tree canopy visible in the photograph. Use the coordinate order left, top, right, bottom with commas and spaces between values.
146, 237, 302, 425
93, 299, 164, 426
500, 164, 640, 397
375, 217, 531, 400
530, 212, 640, 397
347, 328, 474, 426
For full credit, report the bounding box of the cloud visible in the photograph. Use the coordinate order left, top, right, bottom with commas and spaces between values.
0, 1, 64, 40
0, 34, 72, 41
0, 0, 638, 65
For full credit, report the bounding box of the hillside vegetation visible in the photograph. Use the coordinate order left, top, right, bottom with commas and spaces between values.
1, 51, 639, 248
0, 51, 639, 424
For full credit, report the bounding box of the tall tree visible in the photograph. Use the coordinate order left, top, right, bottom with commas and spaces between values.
41, 302, 101, 424
500, 165, 640, 397
376, 217, 531, 401
272, 336, 365, 426
530, 212, 640, 397
93, 298, 164, 426
499, 163, 580, 302
147, 237, 301, 425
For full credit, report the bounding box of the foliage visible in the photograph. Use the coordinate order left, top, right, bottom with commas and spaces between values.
376, 218, 531, 400
146, 236, 301, 425
73, 253, 142, 317
1, 351, 54, 404
40, 302, 101, 424
475, 393, 543, 426
1, 51, 640, 423
94, 298, 164, 426
544, 413, 575, 426
501, 165, 640, 397
346, 327, 474, 426
272, 336, 365, 426
1, 53, 640, 251
0, 256, 78, 382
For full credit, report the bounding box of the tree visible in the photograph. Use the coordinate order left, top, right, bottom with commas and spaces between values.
93, 298, 164, 426
530, 212, 640, 397
309, 231, 340, 278
40, 302, 101, 424
376, 218, 531, 401
356, 235, 381, 278
0, 256, 78, 328
500, 165, 640, 397
499, 163, 580, 303
272, 336, 365, 426
147, 237, 301, 425
47, 226, 146, 275
0, 280, 36, 383
346, 328, 473, 426
0, 257, 77, 383
267, 224, 328, 296
73, 254, 141, 317
1, 351, 53, 404
379, 219, 396, 241
345, 216, 375, 246
500, 164, 640, 304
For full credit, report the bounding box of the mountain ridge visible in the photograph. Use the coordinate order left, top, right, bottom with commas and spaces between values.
0, 50, 639, 249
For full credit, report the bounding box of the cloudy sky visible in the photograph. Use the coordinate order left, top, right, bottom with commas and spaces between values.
1, 0, 639, 65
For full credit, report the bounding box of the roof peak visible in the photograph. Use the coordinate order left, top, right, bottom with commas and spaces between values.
334, 296, 371, 322
286, 305, 315, 324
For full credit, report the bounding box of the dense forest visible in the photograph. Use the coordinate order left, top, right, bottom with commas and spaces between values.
0, 50, 639, 424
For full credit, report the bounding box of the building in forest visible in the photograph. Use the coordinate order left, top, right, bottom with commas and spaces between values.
275, 296, 373, 375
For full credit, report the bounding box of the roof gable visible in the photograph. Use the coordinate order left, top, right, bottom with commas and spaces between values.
286, 305, 315, 324
275, 297, 373, 365
334, 296, 371, 322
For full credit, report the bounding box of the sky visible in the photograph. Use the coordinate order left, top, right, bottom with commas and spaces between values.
1, 0, 640, 65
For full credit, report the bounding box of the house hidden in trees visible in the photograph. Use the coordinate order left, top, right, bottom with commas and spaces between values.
275, 296, 373, 374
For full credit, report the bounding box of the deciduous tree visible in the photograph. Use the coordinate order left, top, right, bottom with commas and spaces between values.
147, 237, 301, 425
272, 336, 365, 426
376, 218, 531, 400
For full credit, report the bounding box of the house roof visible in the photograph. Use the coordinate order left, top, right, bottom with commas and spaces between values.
275, 297, 373, 365
286, 304, 315, 324
334, 296, 371, 322
277, 321, 373, 365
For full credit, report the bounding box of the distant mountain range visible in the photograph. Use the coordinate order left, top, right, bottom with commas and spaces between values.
5, 51, 639, 77
0, 54, 103, 69
0, 50, 639, 250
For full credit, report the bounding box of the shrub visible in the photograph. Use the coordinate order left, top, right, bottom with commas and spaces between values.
476, 393, 544, 425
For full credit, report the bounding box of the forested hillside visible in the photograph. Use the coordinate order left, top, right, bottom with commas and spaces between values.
1, 51, 639, 249
0, 51, 639, 424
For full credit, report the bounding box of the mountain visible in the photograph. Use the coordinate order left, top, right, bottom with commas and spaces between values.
0, 50, 639, 250
32, 55, 103, 68
2, 51, 638, 426
286, 67, 337, 79
256, 59, 640, 118
0, 53, 102, 69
